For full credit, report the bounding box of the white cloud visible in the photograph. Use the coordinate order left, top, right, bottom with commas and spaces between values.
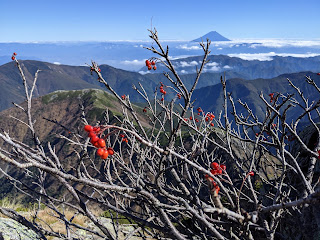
53, 62, 61, 65
181, 70, 188, 74
212, 39, 320, 49
227, 52, 320, 61
180, 61, 199, 67
121, 59, 145, 66
223, 65, 231, 69
209, 66, 220, 72
177, 44, 201, 50
139, 71, 149, 75
206, 62, 219, 67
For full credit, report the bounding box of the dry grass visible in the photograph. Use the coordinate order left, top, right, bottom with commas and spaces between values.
0, 197, 93, 239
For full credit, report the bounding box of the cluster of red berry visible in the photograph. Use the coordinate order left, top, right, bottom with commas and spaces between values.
11, 52, 17, 61
205, 113, 215, 122
204, 162, 226, 194
196, 107, 203, 115
145, 59, 157, 71
205, 113, 215, 127
210, 162, 226, 175
269, 93, 275, 103
119, 134, 128, 143
84, 125, 114, 159
159, 83, 166, 101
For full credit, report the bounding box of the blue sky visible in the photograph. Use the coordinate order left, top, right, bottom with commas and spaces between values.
0, 0, 319, 42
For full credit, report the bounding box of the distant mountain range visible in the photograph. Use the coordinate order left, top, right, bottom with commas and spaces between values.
1, 57, 320, 112
0, 60, 160, 111
192, 31, 230, 42
192, 71, 320, 122
141, 55, 320, 80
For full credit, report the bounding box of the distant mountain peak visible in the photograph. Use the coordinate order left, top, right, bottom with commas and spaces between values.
192, 31, 231, 42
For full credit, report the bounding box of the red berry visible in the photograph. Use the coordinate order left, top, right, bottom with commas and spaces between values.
121, 95, 126, 100
98, 68, 101, 72
13, 52, 17, 56
210, 123, 214, 127
189, 116, 192, 120
220, 164, 226, 170
211, 162, 219, 170
88, 131, 96, 138
317, 73, 320, 75
248, 171, 255, 176
11, 56, 15, 60
119, 134, 125, 138
91, 135, 99, 143
205, 117, 209, 121
84, 125, 93, 132
215, 186, 220, 194
101, 150, 109, 159
97, 139, 106, 148
93, 127, 100, 132
97, 148, 105, 156
161, 98, 164, 101
153, 66, 157, 70
145, 60, 150, 66
107, 147, 114, 156
148, 65, 152, 70
151, 61, 155, 65
93, 141, 99, 148
210, 169, 218, 175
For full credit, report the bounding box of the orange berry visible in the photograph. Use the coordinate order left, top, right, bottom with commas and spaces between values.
220, 164, 226, 170
98, 139, 106, 148
88, 131, 96, 138
101, 150, 109, 159
91, 135, 99, 143
211, 162, 219, 170
107, 147, 114, 155
84, 125, 93, 132
97, 148, 105, 156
